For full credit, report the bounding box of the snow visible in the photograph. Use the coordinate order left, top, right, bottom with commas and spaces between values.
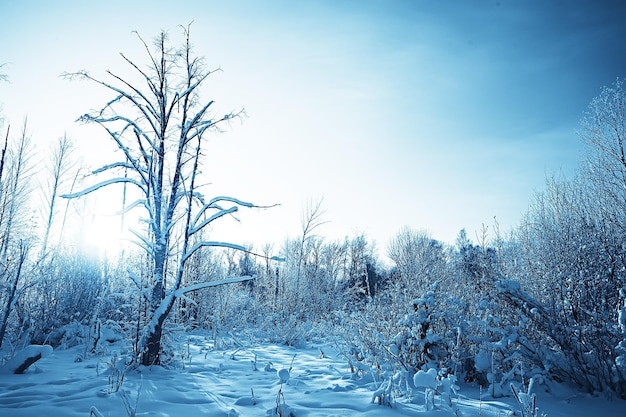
413, 368, 438, 389
0, 345, 53, 374
474, 350, 491, 373
277, 368, 290, 384
1, 335, 625, 417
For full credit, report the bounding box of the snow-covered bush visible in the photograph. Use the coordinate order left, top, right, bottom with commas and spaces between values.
511, 377, 547, 417
393, 291, 462, 372
23, 251, 107, 347
413, 368, 437, 409
336, 284, 464, 405
508, 174, 626, 398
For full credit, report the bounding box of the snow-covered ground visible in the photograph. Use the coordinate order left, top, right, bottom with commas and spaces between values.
1, 334, 625, 416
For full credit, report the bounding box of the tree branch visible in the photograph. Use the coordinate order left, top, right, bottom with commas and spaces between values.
61, 177, 146, 199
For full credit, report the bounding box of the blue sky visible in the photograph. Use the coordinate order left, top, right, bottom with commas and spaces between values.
1, 0, 625, 255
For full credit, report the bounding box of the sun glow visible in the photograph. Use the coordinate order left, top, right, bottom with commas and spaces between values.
67, 192, 140, 259
80, 213, 129, 258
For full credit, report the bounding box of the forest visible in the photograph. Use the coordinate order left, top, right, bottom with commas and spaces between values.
1, 26, 625, 416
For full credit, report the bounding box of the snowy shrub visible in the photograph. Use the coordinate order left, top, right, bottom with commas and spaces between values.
393, 291, 462, 372
58, 320, 89, 349
511, 377, 547, 417
24, 251, 107, 347
411, 367, 458, 411
335, 285, 463, 405
494, 80, 626, 399
102, 352, 129, 394
338, 229, 460, 385
467, 296, 532, 398
413, 368, 437, 410
371, 376, 395, 407
508, 177, 626, 398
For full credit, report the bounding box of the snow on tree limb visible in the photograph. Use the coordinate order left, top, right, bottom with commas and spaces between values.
68, 71, 162, 144
106, 65, 162, 120
183, 241, 248, 262
174, 275, 254, 297
82, 113, 157, 154
189, 196, 278, 235
0, 345, 53, 374
61, 177, 146, 199
143, 275, 255, 337
116, 198, 147, 215
128, 227, 153, 256
207, 196, 256, 208
189, 206, 239, 235
92, 161, 145, 175
182, 240, 285, 263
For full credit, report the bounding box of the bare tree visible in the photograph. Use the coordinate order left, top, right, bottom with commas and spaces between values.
38, 134, 75, 258
0, 118, 34, 261
0, 120, 34, 349
62, 26, 275, 365
295, 198, 328, 297
387, 227, 446, 293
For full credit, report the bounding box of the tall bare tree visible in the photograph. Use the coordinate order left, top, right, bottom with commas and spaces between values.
0, 120, 34, 349
39, 134, 75, 258
0, 118, 34, 261
63, 26, 274, 365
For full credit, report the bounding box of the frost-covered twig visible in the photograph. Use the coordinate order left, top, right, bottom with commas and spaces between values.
510, 378, 546, 417
119, 375, 142, 417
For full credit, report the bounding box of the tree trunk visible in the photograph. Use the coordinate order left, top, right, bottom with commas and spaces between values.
142, 320, 164, 366
141, 292, 175, 366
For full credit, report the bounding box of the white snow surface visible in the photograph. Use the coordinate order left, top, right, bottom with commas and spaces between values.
1, 334, 625, 416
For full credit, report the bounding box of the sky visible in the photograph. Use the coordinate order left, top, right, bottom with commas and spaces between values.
1, 0, 625, 258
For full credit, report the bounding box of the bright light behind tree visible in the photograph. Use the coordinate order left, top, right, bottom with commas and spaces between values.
64, 191, 136, 258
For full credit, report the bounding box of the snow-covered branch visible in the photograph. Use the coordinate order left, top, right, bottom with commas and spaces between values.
182, 241, 248, 262
127, 270, 151, 301
181, 99, 214, 138
107, 60, 159, 119
81, 113, 157, 152
71, 71, 161, 145
128, 227, 154, 257
207, 196, 256, 207
182, 240, 285, 263
189, 206, 238, 235
61, 177, 146, 199
116, 198, 148, 215
190, 196, 277, 230
92, 161, 146, 175
173, 275, 254, 297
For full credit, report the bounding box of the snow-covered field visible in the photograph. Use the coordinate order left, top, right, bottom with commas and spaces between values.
1, 334, 625, 417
